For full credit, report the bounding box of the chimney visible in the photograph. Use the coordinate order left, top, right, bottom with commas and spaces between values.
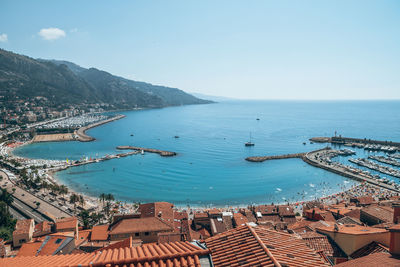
389, 225, 400, 256
393, 202, 400, 224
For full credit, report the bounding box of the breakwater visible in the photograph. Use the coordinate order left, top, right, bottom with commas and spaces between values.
75, 114, 126, 142
246, 153, 305, 162
310, 136, 400, 147
116, 146, 177, 157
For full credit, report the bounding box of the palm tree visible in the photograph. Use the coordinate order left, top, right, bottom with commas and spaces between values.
35, 201, 41, 209
69, 194, 79, 211
99, 193, 106, 203
78, 195, 84, 208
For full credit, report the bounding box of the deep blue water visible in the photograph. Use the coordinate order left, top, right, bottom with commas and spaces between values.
14, 101, 400, 207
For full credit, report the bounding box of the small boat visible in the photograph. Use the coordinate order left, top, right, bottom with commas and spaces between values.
141, 150, 144, 155
256, 118, 260, 121
303, 142, 306, 145
130, 134, 134, 136
174, 136, 180, 138
245, 132, 255, 146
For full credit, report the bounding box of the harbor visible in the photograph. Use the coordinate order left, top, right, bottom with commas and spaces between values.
246, 146, 400, 193
31, 114, 126, 142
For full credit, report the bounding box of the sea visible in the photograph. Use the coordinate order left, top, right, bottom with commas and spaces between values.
13, 100, 400, 207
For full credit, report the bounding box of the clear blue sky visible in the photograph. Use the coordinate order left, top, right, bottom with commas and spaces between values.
1, 1, 400, 99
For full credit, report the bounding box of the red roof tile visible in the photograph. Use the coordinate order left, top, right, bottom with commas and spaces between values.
233, 212, 248, 227
110, 217, 173, 235
206, 224, 328, 267
350, 241, 389, 259
139, 202, 174, 227
336, 252, 400, 266
0, 241, 209, 267
55, 217, 78, 231
90, 224, 109, 241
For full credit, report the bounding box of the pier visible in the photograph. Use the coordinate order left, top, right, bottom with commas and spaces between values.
246, 153, 305, 162
310, 136, 400, 148
117, 146, 177, 157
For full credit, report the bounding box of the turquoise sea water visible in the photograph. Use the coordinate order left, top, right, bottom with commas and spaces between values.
14, 101, 400, 207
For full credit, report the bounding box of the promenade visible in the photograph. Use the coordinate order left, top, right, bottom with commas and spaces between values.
0, 170, 73, 222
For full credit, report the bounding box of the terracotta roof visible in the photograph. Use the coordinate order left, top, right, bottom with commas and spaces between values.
350, 241, 389, 259
55, 217, 78, 231
96, 237, 133, 251
17, 235, 74, 257
257, 214, 281, 223
0, 241, 210, 267
278, 205, 295, 217
17, 242, 42, 257
301, 234, 346, 258
316, 224, 388, 235
33, 221, 52, 237
110, 217, 173, 235
13, 219, 34, 235
361, 205, 394, 223
336, 252, 400, 266
254, 205, 278, 215
206, 224, 328, 267
139, 202, 174, 227
90, 225, 109, 241
344, 209, 361, 220
233, 212, 248, 226
336, 216, 363, 225
194, 212, 208, 218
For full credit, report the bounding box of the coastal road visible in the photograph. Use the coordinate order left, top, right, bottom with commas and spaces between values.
8, 206, 28, 220
10, 197, 46, 223
1, 170, 73, 221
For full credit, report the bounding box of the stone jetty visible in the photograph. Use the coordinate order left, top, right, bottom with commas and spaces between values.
246, 153, 305, 162
310, 136, 400, 148
116, 146, 177, 157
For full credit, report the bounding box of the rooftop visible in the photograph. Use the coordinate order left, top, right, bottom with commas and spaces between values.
90, 224, 109, 241
336, 252, 400, 267
205, 224, 328, 267
110, 217, 173, 235
55, 217, 78, 231
13, 219, 34, 235
0, 241, 210, 267
316, 224, 388, 235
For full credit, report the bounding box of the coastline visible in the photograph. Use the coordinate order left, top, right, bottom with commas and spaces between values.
75, 114, 126, 142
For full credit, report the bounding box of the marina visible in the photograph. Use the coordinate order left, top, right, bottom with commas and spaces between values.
348, 158, 400, 178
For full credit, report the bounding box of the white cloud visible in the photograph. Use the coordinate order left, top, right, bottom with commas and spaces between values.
38, 28, 66, 40
70, 28, 78, 33
0, 33, 8, 42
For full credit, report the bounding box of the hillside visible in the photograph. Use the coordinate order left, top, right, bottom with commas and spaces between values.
0, 49, 211, 110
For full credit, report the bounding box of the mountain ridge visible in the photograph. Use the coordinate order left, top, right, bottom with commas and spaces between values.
0, 49, 211, 111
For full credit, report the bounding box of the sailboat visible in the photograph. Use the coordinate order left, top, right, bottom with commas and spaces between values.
245, 132, 255, 147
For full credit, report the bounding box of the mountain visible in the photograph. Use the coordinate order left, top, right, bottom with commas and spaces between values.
0, 49, 211, 110
47, 59, 212, 107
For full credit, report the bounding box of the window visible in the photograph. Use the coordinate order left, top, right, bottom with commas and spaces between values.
55, 238, 63, 244
144, 232, 149, 236
135, 233, 139, 237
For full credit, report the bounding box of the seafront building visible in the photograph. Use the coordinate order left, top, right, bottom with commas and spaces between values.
1, 198, 400, 266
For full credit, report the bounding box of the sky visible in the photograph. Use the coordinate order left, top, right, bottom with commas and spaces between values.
1, 1, 400, 100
